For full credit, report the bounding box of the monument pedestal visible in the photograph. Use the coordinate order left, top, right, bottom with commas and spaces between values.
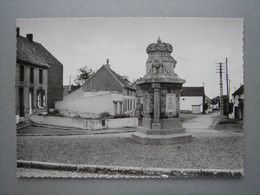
132, 118, 192, 144
131, 37, 192, 144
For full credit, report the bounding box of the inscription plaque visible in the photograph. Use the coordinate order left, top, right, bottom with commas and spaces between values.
144, 94, 150, 112
166, 93, 176, 112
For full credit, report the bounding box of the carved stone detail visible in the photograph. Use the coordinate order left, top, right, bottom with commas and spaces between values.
144, 37, 178, 78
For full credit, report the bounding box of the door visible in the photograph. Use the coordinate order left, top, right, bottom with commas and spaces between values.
29, 88, 33, 114
19, 88, 24, 117
235, 107, 241, 119
192, 105, 200, 114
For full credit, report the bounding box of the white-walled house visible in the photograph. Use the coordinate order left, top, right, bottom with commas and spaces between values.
55, 61, 136, 116
180, 87, 207, 114
230, 85, 244, 119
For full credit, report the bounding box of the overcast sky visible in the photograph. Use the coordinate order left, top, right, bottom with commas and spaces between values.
17, 17, 243, 99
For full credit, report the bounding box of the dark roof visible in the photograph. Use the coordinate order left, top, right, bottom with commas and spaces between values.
232, 85, 244, 96
17, 35, 62, 68
181, 87, 205, 96
104, 65, 135, 90
63, 85, 81, 96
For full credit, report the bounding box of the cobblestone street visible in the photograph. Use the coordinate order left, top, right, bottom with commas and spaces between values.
17, 112, 244, 178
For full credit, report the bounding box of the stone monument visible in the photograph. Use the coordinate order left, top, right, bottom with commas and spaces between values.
132, 37, 192, 144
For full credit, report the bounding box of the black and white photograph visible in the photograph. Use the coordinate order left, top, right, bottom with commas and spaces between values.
16, 17, 244, 178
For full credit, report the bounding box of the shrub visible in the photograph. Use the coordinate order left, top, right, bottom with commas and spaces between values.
113, 113, 130, 119
99, 112, 110, 119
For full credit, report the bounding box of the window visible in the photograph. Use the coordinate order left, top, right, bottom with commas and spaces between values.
37, 89, 45, 108
30, 67, 34, 83
39, 69, 43, 83
19, 65, 24, 82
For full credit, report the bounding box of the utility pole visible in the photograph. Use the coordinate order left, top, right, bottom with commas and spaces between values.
69, 75, 72, 92
225, 57, 229, 118
216, 62, 225, 117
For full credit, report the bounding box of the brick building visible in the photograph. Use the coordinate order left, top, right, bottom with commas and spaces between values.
16, 28, 63, 120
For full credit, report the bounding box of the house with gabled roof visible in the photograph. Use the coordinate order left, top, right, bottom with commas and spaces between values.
231, 84, 244, 119
16, 28, 63, 122
180, 86, 209, 114
55, 60, 136, 116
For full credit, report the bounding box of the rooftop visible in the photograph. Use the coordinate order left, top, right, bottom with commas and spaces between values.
16, 30, 62, 68
232, 85, 244, 96
181, 87, 205, 96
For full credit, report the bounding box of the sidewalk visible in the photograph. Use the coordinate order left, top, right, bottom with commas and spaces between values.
17, 160, 243, 178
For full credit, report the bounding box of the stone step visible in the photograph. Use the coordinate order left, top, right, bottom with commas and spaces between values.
137, 127, 185, 135
132, 132, 192, 145
17, 120, 31, 130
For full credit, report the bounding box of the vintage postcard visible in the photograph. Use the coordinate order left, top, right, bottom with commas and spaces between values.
16, 17, 244, 178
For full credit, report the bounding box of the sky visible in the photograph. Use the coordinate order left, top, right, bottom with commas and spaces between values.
16, 17, 244, 99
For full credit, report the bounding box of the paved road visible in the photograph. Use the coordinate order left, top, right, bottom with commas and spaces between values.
182, 112, 219, 130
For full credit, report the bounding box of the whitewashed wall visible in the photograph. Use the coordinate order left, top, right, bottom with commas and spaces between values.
105, 118, 138, 128
55, 93, 118, 115
180, 96, 203, 113
230, 94, 244, 119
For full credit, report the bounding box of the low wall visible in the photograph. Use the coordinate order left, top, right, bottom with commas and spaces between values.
28, 115, 102, 130
105, 118, 138, 129
28, 115, 138, 130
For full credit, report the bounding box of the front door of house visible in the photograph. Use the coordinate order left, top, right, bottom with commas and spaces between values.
19, 88, 24, 117
29, 88, 33, 114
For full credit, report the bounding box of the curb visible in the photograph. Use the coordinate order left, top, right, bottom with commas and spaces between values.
17, 160, 244, 178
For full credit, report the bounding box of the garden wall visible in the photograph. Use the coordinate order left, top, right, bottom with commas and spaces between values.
28, 115, 138, 130
105, 118, 138, 128
28, 115, 102, 130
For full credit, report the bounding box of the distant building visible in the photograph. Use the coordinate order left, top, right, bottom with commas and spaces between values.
180, 87, 209, 114
231, 84, 244, 119
55, 61, 136, 116
63, 84, 81, 97
16, 28, 63, 121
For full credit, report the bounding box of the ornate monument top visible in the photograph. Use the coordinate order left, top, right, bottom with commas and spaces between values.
136, 38, 185, 85
146, 37, 173, 54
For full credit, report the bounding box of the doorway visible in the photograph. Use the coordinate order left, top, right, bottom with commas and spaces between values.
29, 88, 34, 114
19, 88, 24, 117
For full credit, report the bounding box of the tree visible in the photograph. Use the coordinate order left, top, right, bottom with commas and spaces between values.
74, 66, 94, 86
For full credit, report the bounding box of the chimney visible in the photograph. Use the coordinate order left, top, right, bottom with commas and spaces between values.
106, 59, 111, 68
26, 34, 33, 42
16, 27, 20, 36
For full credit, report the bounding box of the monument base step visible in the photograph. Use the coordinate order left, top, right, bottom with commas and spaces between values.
137, 127, 185, 135
131, 132, 192, 145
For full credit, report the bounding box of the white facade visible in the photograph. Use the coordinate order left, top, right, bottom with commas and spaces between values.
180, 96, 203, 113
230, 93, 244, 119
55, 90, 136, 116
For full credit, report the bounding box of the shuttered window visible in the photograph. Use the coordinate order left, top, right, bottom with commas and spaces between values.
19, 65, 24, 82
37, 89, 46, 108
30, 67, 34, 83
39, 69, 43, 83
